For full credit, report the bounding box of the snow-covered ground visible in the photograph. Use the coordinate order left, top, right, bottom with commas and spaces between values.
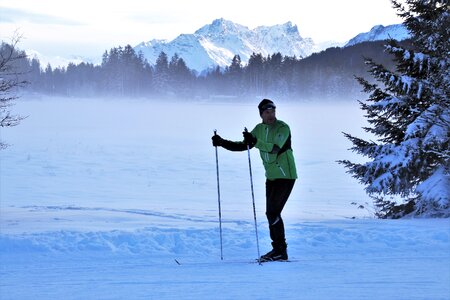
1, 97, 449, 299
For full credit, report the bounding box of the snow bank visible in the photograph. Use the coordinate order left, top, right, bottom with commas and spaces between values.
2, 219, 448, 258
1, 219, 449, 300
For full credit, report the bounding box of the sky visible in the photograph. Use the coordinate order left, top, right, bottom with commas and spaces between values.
0, 0, 403, 61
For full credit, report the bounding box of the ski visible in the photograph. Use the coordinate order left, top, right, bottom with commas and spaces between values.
257, 259, 295, 264
173, 258, 298, 265
174, 259, 259, 265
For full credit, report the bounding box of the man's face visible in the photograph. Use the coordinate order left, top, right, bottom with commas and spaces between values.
261, 109, 276, 125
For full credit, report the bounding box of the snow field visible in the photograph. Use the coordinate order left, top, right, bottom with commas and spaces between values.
1, 98, 449, 299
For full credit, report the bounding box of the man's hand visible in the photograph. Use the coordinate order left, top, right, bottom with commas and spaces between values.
243, 131, 257, 146
212, 134, 224, 147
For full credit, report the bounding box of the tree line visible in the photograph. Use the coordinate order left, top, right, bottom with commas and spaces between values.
2, 40, 401, 101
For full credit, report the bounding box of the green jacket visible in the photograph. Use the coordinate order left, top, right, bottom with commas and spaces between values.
221, 119, 297, 180
250, 119, 297, 180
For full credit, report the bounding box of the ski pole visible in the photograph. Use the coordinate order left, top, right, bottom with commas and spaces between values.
244, 128, 261, 264
214, 130, 224, 260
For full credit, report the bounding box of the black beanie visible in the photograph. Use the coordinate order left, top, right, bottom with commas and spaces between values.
258, 99, 276, 115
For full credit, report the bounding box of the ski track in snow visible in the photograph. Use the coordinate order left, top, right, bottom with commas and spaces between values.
21, 205, 232, 225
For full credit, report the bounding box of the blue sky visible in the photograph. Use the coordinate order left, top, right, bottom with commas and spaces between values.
0, 0, 403, 59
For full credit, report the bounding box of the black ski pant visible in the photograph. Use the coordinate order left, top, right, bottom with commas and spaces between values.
265, 178, 296, 250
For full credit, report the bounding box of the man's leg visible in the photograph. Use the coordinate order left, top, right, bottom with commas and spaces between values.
263, 179, 295, 260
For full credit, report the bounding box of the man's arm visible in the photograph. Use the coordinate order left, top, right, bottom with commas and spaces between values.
212, 134, 253, 151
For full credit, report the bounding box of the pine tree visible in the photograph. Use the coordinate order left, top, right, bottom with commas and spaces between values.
154, 51, 170, 95
225, 55, 243, 94
101, 47, 122, 94
339, 0, 449, 218
246, 53, 265, 95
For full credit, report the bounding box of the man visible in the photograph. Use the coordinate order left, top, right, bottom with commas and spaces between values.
212, 99, 297, 262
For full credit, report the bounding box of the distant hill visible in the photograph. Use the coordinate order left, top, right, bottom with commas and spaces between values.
345, 24, 410, 47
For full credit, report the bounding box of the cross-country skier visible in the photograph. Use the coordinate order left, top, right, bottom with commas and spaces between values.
212, 99, 297, 262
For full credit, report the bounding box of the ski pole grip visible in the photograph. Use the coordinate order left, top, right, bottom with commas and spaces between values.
214, 130, 217, 136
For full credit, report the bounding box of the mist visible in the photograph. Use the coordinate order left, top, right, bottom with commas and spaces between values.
1, 96, 373, 234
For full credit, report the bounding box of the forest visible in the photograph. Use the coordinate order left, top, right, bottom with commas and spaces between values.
2, 40, 404, 101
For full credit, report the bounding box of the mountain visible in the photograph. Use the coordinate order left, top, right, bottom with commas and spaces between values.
135, 18, 318, 73
26, 49, 99, 68
345, 24, 410, 47
27, 19, 409, 72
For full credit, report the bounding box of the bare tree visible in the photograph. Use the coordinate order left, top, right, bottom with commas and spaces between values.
0, 33, 28, 149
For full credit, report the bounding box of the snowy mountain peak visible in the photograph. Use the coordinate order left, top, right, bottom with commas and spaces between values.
196, 18, 249, 36
134, 20, 411, 73
345, 24, 411, 47
256, 21, 299, 36
135, 19, 316, 73
136, 39, 168, 48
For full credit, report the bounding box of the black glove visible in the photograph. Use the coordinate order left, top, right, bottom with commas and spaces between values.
212, 134, 224, 147
243, 131, 257, 146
